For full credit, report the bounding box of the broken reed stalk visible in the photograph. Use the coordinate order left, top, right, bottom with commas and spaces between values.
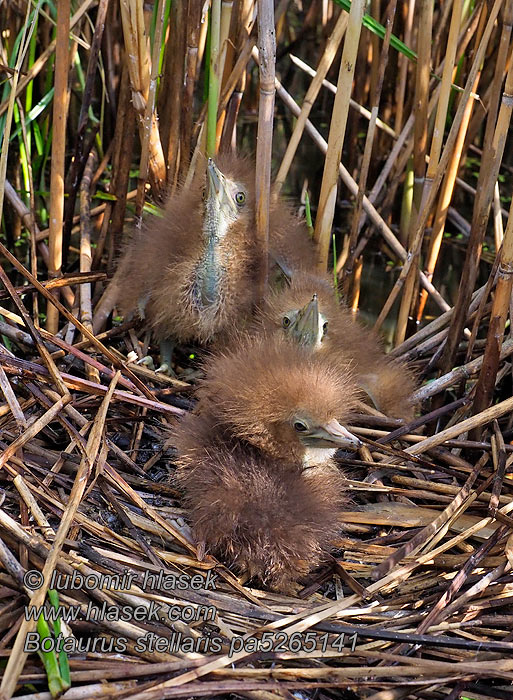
440, 0, 513, 373
207, 0, 222, 157
254, 0, 276, 304
47, 0, 70, 334
416, 0, 465, 320
274, 9, 348, 195
119, 0, 166, 199
472, 56, 513, 423
342, 0, 397, 293
394, 0, 432, 346
135, 0, 166, 219
313, 0, 366, 273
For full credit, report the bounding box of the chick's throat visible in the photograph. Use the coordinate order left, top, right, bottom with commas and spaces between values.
192, 161, 239, 311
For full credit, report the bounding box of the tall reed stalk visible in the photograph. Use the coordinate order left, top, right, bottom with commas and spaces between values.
207, 0, 221, 157
313, 0, 366, 273
47, 0, 70, 333
254, 0, 276, 303
394, 0, 432, 345
471, 56, 513, 420
416, 0, 464, 320
274, 10, 348, 194
440, 0, 513, 373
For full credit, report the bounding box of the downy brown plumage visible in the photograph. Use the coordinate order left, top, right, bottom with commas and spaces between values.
171, 335, 362, 593
256, 271, 417, 419
115, 153, 315, 351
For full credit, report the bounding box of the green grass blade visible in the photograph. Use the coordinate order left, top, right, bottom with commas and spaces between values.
332, 0, 417, 61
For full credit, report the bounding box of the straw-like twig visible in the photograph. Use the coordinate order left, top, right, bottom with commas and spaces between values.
46, 0, 70, 334
313, 0, 366, 272
254, 0, 276, 303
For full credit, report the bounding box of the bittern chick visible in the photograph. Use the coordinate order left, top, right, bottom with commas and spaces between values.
257, 272, 417, 419
171, 335, 362, 593
113, 153, 315, 372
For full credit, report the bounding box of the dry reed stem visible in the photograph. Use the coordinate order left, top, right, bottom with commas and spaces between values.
4, 180, 74, 307
274, 76, 450, 311
0, 265, 69, 397
0, 365, 26, 430
417, 73, 479, 321
289, 54, 396, 138
416, 0, 464, 318
353, 3, 482, 251
254, 0, 276, 303
214, 0, 234, 148
471, 52, 513, 418
79, 150, 100, 383
394, 0, 432, 344
47, 0, 70, 334
0, 372, 119, 698
342, 0, 397, 290
135, 0, 166, 219
441, 0, 513, 372
119, 0, 166, 198
0, 242, 153, 399
13, 475, 55, 538
406, 392, 513, 455
161, 0, 185, 184
274, 10, 348, 194
313, 0, 366, 272
412, 337, 513, 401
374, 0, 502, 333
182, 0, 204, 167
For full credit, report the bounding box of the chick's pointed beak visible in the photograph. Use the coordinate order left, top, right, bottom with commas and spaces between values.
290, 294, 321, 346
206, 158, 238, 218
301, 419, 362, 450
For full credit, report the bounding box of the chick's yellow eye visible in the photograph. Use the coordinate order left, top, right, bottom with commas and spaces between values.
235, 191, 246, 205
282, 316, 291, 328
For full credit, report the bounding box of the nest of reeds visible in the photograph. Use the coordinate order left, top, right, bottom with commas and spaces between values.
2, 269, 513, 699
2, 0, 513, 698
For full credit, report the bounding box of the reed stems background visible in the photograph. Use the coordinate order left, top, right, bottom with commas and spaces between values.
1, 1, 513, 698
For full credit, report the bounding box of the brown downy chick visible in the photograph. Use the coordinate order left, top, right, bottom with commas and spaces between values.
113, 154, 314, 369
257, 272, 418, 419
171, 335, 362, 592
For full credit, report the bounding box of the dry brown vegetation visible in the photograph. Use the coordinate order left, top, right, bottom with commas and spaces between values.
0, 0, 513, 698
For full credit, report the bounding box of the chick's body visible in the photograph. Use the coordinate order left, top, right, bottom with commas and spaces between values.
171, 336, 362, 593
117, 154, 315, 347
258, 272, 417, 419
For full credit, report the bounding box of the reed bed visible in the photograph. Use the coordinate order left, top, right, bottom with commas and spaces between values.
0, 0, 513, 698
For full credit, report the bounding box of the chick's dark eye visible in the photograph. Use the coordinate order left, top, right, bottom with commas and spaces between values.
294, 421, 308, 432
322, 321, 328, 333
235, 191, 246, 205
282, 316, 291, 329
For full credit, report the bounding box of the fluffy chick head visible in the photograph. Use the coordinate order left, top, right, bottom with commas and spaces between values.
257, 272, 340, 348
196, 334, 362, 460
